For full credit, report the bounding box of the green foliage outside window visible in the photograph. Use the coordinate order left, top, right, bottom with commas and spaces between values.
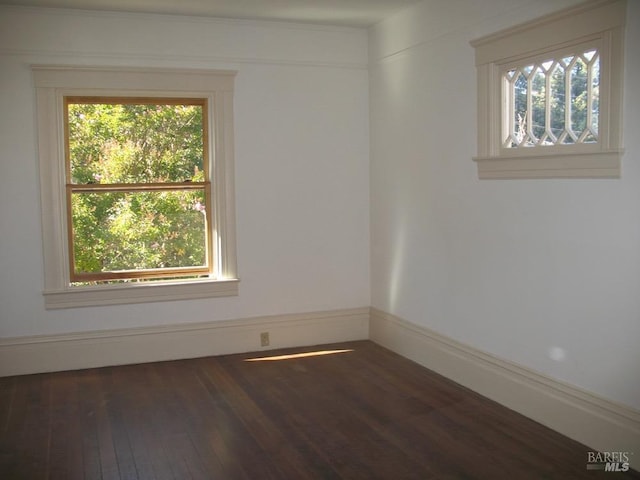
67, 101, 209, 281
507, 50, 599, 147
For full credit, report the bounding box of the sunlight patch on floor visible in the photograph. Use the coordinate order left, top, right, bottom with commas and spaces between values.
244, 349, 354, 362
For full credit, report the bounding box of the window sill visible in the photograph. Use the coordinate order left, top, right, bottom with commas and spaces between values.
43, 278, 239, 309
473, 150, 623, 179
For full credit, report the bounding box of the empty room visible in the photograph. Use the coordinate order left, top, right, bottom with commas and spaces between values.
0, 0, 638, 478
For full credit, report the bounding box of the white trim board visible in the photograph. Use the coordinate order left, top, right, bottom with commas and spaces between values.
0, 307, 369, 377
369, 307, 640, 469
0, 6, 368, 70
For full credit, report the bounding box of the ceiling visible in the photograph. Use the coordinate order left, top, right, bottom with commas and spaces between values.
0, 0, 422, 27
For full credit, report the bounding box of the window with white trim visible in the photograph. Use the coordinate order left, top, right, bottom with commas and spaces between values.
33, 66, 238, 308
471, 0, 626, 179
502, 44, 600, 149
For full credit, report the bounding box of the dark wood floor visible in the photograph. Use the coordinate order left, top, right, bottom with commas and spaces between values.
0, 340, 638, 479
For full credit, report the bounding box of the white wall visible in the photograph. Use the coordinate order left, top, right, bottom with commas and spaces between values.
369, 0, 640, 410
0, 7, 370, 337
2, 0, 638, 414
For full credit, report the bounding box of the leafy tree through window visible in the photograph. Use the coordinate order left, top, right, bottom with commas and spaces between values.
65, 98, 213, 283
503, 49, 600, 148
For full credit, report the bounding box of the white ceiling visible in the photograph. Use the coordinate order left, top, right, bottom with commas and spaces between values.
0, 0, 422, 27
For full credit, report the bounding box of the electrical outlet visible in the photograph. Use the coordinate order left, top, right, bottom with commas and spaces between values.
260, 332, 270, 347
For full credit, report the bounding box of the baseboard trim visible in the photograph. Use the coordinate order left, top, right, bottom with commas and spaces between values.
369, 307, 640, 468
0, 307, 369, 377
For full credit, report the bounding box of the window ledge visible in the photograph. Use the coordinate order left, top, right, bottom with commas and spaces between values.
44, 278, 239, 309
473, 150, 623, 179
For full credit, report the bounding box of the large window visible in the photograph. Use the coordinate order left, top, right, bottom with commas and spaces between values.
65, 98, 212, 283
34, 67, 238, 308
471, 0, 626, 179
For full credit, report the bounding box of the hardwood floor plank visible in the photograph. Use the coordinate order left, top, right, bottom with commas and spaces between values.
194, 360, 280, 479
76, 370, 107, 480
0, 376, 16, 434
0, 340, 638, 480
203, 356, 323, 479
93, 369, 124, 480
2, 374, 52, 480
47, 372, 85, 480
243, 359, 432, 479
0, 376, 17, 474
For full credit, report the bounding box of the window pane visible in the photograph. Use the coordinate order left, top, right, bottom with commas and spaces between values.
514, 72, 527, 145
67, 101, 205, 184
570, 57, 589, 136
71, 190, 207, 275
549, 62, 566, 140
531, 67, 546, 142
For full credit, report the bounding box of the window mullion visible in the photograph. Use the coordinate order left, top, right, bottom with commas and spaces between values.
526, 69, 534, 145
564, 59, 573, 142
545, 64, 554, 144
505, 75, 514, 147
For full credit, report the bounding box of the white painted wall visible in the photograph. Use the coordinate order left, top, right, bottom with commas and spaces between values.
0, 7, 370, 337
369, 0, 640, 410
2, 0, 637, 415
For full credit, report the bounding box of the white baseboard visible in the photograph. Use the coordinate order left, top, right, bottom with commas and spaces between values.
370, 307, 640, 469
0, 307, 369, 377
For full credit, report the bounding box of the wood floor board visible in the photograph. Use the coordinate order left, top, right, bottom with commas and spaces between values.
6, 375, 52, 480
0, 340, 638, 479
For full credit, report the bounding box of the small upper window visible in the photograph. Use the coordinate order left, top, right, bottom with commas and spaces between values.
502, 45, 600, 149
471, 0, 626, 179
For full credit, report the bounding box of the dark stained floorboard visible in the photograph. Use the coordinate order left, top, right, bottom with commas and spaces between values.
0, 340, 638, 479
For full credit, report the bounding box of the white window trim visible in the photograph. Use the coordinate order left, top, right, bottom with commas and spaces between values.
470, 0, 626, 179
33, 66, 239, 308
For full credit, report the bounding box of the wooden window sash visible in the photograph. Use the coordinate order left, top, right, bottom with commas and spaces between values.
68, 182, 209, 193
64, 96, 213, 283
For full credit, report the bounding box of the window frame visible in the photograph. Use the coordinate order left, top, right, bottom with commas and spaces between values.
33, 66, 238, 308
470, 0, 626, 179
64, 96, 213, 283
499, 40, 601, 150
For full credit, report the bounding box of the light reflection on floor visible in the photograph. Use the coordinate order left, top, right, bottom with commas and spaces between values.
243, 349, 354, 362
